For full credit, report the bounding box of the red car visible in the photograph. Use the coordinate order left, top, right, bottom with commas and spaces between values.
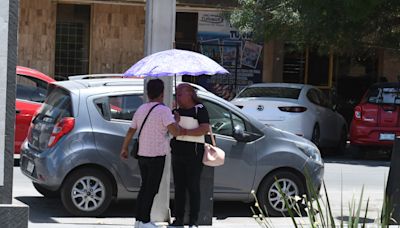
15, 66, 55, 154
349, 82, 400, 157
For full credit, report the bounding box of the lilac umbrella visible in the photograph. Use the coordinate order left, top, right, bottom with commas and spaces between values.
124, 49, 229, 77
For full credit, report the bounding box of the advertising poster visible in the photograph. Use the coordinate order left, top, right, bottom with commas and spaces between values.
222, 40, 242, 67
200, 39, 222, 63
241, 41, 263, 69
197, 11, 262, 100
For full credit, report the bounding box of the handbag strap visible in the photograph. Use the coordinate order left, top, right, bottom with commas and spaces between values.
209, 126, 216, 146
137, 103, 160, 138
194, 104, 216, 146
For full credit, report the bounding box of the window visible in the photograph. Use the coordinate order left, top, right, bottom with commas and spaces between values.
55, 4, 90, 80
307, 89, 321, 106
237, 87, 301, 99
202, 100, 245, 136
96, 95, 143, 121
16, 74, 49, 103
316, 89, 332, 108
367, 87, 400, 105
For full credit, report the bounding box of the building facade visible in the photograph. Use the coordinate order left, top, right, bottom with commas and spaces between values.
17, 0, 400, 95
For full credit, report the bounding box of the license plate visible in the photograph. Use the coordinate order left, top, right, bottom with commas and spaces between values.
26, 161, 34, 174
379, 133, 395, 141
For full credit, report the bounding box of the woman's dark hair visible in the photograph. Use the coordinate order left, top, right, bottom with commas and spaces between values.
147, 79, 164, 99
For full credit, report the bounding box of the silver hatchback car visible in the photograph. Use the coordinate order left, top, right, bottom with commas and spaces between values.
20, 77, 324, 217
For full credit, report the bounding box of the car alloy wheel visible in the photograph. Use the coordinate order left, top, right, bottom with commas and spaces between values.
61, 168, 113, 216
70, 176, 106, 212
268, 178, 299, 212
257, 171, 305, 216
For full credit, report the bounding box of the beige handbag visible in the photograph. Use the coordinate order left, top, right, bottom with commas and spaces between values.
202, 126, 225, 167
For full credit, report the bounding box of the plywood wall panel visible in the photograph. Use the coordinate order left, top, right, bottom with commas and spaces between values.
91, 4, 145, 73
18, 0, 56, 77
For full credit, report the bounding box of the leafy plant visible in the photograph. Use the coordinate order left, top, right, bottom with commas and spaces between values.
250, 173, 391, 227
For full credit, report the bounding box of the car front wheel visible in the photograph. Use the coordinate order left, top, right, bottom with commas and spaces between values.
61, 168, 113, 216
257, 171, 305, 216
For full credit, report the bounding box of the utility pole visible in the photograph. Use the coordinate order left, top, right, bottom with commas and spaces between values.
144, 0, 176, 224
0, 0, 29, 227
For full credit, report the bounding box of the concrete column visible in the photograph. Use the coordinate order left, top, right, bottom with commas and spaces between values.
386, 137, 400, 225
0, 0, 29, 227
144, 0, 176, 224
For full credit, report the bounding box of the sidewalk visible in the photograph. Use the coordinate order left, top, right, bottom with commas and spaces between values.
26, 217, 299, 228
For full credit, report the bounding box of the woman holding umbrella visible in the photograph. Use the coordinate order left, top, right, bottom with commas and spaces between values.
170, 83, 210, 228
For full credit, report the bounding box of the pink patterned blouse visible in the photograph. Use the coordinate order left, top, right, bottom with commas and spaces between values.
130, 102, 175, 157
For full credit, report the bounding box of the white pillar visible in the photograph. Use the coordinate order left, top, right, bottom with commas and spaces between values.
0, 0, 29, 227
144, 0, 176, 224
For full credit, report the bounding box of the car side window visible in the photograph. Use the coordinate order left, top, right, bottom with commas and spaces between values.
95, 94, 143, 121
16, 74, 48, 103
307, 89, 321, 106
202, 100, 246, 136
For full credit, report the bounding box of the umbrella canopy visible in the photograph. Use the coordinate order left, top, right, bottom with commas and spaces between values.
124, 49, 229, 77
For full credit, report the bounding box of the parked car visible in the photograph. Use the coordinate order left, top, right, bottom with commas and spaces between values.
15, 66, 55, 154
20, 77, 323, 217
349, 82, 400, 157
231, 83, 348, 153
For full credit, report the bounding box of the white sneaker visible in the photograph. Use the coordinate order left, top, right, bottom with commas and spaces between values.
139, 221, 158, 228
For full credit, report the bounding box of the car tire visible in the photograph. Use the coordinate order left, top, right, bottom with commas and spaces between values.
33, 182, 59, 198
257, 171, 305, 217
61, 168, 113, 216
311, 124, 320, 148
336, 127, 347, 155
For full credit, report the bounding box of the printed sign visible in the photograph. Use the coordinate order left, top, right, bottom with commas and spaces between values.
197, 11, 263, 100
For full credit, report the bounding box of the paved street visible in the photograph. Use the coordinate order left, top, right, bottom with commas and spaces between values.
12, 153, 391, 227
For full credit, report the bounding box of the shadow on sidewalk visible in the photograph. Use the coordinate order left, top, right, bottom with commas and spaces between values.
16, 196, 254, 224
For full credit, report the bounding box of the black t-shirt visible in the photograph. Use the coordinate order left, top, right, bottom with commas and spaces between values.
171, 104, 210, 156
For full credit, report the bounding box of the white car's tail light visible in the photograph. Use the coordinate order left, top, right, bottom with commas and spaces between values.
278, 106, 307, 113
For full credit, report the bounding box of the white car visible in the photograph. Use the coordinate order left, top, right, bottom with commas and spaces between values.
231, 83, 347, 153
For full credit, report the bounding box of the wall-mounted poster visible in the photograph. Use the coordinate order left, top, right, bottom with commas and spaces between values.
196, 11, 263, 100
200, 39, 222, 64
241, 41, 263, 69
222, 40, 242, 67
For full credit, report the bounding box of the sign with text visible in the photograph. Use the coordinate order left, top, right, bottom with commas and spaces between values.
197, 11, 262, 100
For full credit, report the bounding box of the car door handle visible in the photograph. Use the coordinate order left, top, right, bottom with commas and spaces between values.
16, 109, 20, 114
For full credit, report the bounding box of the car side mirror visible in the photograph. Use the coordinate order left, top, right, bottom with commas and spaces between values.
233, 125, 246, 142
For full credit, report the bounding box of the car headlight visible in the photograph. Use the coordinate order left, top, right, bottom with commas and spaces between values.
296, 142, 323, 165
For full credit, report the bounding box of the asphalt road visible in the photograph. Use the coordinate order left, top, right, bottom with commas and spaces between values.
11, 153, 391, 227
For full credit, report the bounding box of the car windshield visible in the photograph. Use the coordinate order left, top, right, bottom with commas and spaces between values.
237, 87, 301, 99
366, 87, 400, 105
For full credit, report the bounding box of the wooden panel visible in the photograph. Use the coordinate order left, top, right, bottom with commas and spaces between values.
91, 4, 145, 73
18, 0, 56, 77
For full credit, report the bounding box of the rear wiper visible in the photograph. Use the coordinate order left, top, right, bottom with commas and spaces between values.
32, 113, 55, 124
